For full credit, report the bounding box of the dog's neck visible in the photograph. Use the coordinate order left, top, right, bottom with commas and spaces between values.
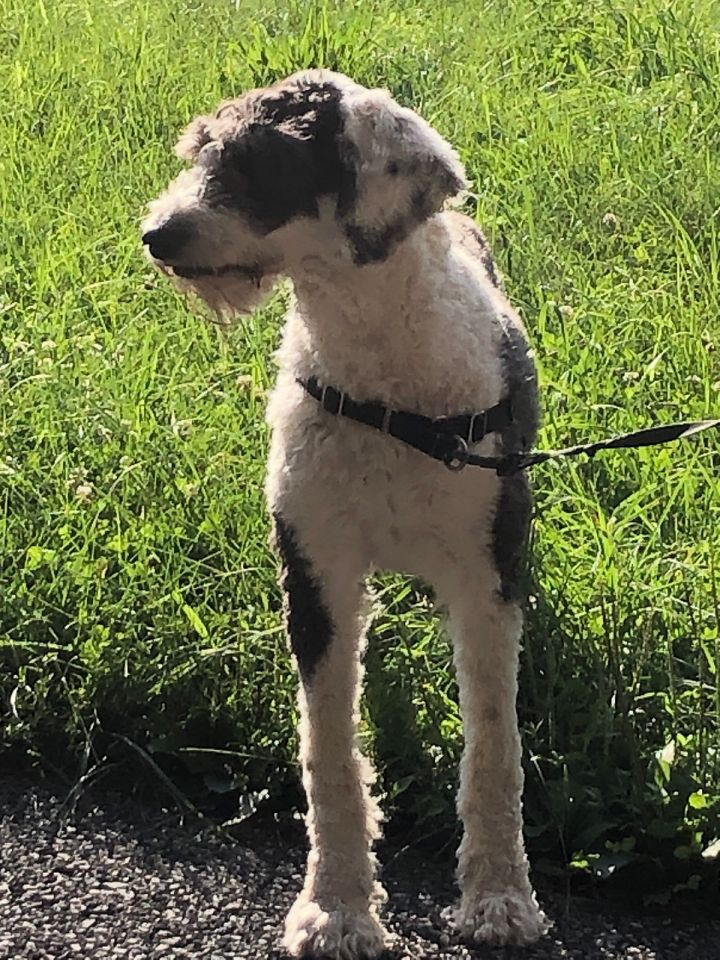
281, 215, 455, 405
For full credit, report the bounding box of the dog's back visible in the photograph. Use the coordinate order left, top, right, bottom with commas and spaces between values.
446, 210, 505, 292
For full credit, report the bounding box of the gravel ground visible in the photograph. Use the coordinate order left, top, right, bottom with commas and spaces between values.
0, 778, 717, 960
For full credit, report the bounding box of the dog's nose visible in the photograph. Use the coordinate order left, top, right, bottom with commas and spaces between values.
142, 222, 193, 262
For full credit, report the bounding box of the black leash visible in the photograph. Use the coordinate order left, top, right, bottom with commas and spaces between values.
460, 419, 720, 476
299, 376, 720, 477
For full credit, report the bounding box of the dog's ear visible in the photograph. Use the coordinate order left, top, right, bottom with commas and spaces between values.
337, 89, 466, 264
175, 116, 213, 161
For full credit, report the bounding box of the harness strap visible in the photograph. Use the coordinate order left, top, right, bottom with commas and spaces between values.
298, 376, 720, 476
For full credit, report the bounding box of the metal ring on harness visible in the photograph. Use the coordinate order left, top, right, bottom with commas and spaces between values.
444, 436, 469, 471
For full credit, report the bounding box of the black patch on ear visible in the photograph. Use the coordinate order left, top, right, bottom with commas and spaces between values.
411, 188, 431, 220
492, 315, 541, 602
343, 184, 445, 265
272, 513, 333, 683
342, 161, 463, 266
211, 80, 349, 233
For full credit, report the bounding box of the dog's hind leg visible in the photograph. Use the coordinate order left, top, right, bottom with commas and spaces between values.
437, 553, 550, 947
272, 514, 387, 960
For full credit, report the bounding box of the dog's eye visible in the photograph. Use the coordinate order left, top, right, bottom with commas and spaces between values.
216, 163, 249, 197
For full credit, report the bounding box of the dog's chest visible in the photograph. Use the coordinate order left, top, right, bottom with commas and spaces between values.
352, 443, 500, 573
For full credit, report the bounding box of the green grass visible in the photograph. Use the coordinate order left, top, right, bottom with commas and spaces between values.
1, 0, 719, 904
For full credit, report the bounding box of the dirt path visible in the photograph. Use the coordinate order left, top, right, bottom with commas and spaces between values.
0, 778, 717, 960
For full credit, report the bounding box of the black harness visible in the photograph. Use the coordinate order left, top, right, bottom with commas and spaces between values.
298, 376, 720, 476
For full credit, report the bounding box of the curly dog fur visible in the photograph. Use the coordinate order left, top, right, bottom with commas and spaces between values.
143, 70, 550, 957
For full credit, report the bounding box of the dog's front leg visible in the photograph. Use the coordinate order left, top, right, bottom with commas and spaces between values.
272, 514, 387, 960
445, 577, 550, 947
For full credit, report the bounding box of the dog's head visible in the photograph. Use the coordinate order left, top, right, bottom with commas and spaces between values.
142, 70, 466, 316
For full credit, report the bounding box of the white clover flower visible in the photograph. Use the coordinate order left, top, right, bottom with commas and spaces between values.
602, 212, 620, 230
171, 416, 193, 439
75, 482, 94, 502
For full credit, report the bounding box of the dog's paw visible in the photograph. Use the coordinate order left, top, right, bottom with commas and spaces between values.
283, 896, 388, 959
450, 890, 550, 946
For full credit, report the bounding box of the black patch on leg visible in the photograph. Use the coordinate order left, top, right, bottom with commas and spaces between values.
272, 514, 332, 682
492, 313, 541, 602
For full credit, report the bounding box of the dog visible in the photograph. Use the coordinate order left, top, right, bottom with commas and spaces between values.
143, 69, 549, 958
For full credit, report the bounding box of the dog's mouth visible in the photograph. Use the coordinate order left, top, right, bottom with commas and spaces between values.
159, 261, 265, 284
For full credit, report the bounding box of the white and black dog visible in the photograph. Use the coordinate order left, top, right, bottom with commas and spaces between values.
143, 70, 549, 958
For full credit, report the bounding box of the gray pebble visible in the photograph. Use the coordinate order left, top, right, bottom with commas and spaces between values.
0, 777, 717, 960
